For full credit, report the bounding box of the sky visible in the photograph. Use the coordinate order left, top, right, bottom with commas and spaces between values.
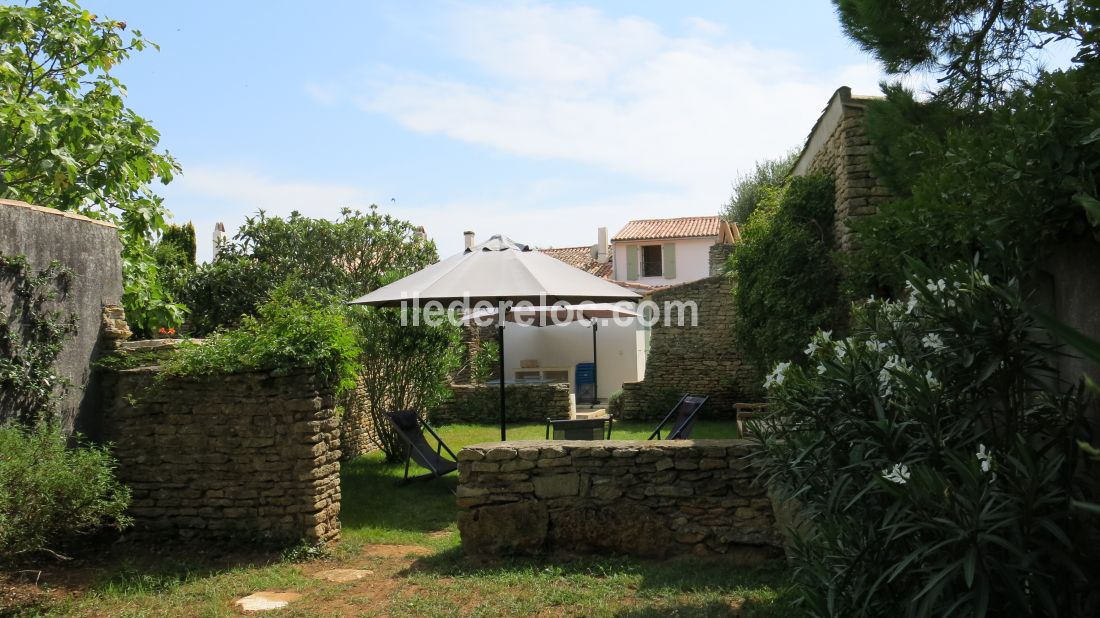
79, 0, 889, 262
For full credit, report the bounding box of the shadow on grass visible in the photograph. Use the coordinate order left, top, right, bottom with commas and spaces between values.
339, 454, 459, 536
403, 548, 799, 617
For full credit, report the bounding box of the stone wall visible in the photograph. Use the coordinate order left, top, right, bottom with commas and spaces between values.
101, 366, 341, 544
619, 276, 761, 420
708, 243, 734, 276
797, 88, 894, 252
457, 440, 783, 562
0, 198, 125, 435
430, 382, 571, 425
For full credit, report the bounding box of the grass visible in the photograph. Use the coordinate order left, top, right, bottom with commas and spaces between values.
3, 421, 797, 617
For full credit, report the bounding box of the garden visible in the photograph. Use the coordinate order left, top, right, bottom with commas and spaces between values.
4, 422, 801, 618
3, 1, 1100, 617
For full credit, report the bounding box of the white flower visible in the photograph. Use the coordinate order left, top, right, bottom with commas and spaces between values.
835, 344, 846, 360
817, 363, 826, 375
925, 370, 940, 389
906, 295, 920, 315
884, 355, 901, 370
865, 338, 887, 353
976, 444, 992, 473
926, 278, 947, 293
804, 341, 818, 357
882, 463, 910, 484
921, 333, 945, 351
946, 299, 957, 308
764, 361, 792, 389
820, 330, 833, 342
980, 274, 991, 286
878, 368, 893, 397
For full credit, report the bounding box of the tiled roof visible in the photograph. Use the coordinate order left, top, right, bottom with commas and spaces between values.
612, 216, 721, 241
539, 246, 613, 279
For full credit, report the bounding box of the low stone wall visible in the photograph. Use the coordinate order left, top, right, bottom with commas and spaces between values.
430, 383, 571, 425
620, 276, 762, 420
456, 440, 783, 562
101, 366, 341, 544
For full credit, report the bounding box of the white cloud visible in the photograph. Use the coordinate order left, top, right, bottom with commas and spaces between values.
354, 3, 884, 197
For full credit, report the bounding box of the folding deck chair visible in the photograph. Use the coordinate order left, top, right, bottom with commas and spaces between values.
385, 410, 459, 482
647, 394, 708, 440
545, 416, 613, 440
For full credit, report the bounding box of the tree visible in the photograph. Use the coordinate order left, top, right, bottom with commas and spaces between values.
833, 0, 1100, 105
180, 207, 437, 335
722, 150, 798, 224
0, 0, 183, 335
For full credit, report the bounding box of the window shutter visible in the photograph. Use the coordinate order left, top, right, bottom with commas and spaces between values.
626, 245, 639, 280
662, 243, 676, 279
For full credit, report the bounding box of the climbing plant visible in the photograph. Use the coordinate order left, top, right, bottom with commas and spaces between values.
0, 252, 77, 426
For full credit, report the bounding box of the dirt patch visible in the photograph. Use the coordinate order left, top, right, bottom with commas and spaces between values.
358, 544, 432, 559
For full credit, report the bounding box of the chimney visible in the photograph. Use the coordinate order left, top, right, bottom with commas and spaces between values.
596, 227, 609, 264
213, 222, 227, 259
463, 230, 476, 250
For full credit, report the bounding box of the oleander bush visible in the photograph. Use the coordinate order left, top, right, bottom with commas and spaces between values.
751, 261, 1099, 618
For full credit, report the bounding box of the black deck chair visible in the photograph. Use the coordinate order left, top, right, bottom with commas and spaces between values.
545, 416, 613, 440
385, 410, 458, 482
647, 394, 708, 440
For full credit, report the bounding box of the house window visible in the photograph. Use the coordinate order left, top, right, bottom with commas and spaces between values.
642, 245, 662, 277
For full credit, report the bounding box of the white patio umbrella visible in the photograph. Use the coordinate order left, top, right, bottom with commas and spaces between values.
349, 235, 641, 440
461, 304, 640, 407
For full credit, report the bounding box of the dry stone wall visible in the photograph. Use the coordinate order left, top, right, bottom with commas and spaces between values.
456, 439, 783, 562
429, 382, 571, 425
101, 366, 341, 544
801, 91, 894, 252
619, 276, 762, 420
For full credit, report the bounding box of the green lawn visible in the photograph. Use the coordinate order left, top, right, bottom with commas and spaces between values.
6, 422, 797, 617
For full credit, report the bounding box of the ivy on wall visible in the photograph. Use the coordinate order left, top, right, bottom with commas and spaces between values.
727, 174, 843, 370
0, 252, 77, 426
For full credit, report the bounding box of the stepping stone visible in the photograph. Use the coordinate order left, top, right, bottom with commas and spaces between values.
314, 568, 372, 583
236, 591, 302, 612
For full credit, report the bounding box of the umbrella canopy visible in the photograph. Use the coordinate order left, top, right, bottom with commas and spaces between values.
349, 235, 641, 307
348, 235, 641, 440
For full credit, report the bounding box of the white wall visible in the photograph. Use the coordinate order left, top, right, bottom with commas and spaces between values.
501, 318, 643, 400
612, 237, 714, 286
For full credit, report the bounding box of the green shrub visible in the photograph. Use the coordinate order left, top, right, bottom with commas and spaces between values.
162, 287, 361, 394
352, 307, 461, 461
752, 261, 1098, 617
845, 68, 1100, 300
0, 423, 131, 563
729, 173, 842, 370
607, 388, 624, 417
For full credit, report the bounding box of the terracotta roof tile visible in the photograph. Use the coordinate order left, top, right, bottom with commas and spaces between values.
539, 246, 613, 279
612, 216, 721, 241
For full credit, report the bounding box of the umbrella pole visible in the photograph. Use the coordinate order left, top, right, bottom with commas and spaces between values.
498, 324, 506, 441
592, 321, 599, 406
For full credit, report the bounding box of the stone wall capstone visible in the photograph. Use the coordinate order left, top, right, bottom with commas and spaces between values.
456, 439, 783, 562
619, 275, 762, 420
101, 366, 341, 544
0, 198, 125, 435
429, 382, 571, 425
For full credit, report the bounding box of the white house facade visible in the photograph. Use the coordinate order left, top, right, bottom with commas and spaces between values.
611, 216, 737, 287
